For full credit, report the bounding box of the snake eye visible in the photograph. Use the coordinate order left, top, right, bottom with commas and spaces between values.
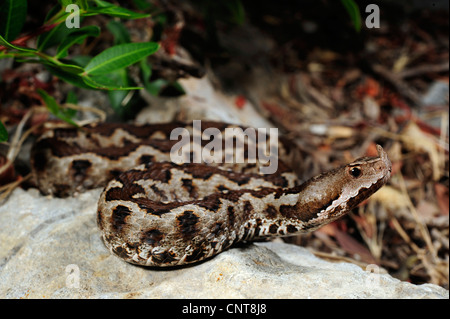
350, 167, 362, 178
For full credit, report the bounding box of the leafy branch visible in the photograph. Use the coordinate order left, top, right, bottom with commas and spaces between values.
0, 0, 164, 141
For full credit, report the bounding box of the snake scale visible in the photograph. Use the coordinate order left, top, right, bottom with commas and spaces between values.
31, 121, 391, 267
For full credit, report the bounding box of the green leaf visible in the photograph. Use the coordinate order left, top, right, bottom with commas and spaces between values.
0, 0, 27, 41
132, 0, 152, 10
89, 0, 150, 19
0, 121, 8, 142
84, 42, 159, 76
65, 90, 78, 104
39, 57, 85, 74
140, 59, 152, 90
0, 50, 15, 59
46, 62, 140, 91
38, 21, 74, 51
58, 0, 88, 10
107, 68, 131, 111
170, 81, 185, 95
0, 34, 36, 52
79, 0, 89, 10
144, 78, 168, 96
55, 25, 100, 58
141, 59, 167, 96
341, 0, 361, 32
106, 20, 131, 45
93, 0, 115, 8
45, 64, 93, 89
69, 55, 91, 67
224, 0, 245, 25
37, 88, 59, 114
58, 0, 73, 7
37, 89, 78, 126
82, 74, 142, 90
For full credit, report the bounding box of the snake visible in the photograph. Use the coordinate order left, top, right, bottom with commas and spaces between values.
31, 121, 391, 267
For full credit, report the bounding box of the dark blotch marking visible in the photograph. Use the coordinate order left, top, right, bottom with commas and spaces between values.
139, 154, 154, 164
197, 195, 222, 211
265, 204, 278, 218
182, 178, 198, 198
94, 143, 141, 160
249, 188, 279, 199
108, 169, 124, 179
31, 147, 49, 172
137, 201, 172, 215
279, 204, 299, 219
105, 181, 145, 201
177, 210, 200, 239
111, 205, 131, 232
33, 138, 83, 159
243, 201, 254, 218
53, 184, 72, 197
235, 176, 250, 186
177, 162, 289, 188
135, 165, 172, 183
199, 170, 214, 181
163, 169, 172, 183
141, 229, 164, 245
71, 159, 92, 178
286, 225, 297, 233
227, 206, 235, 226
216, 185, 229, 192
269, 224, 278, 234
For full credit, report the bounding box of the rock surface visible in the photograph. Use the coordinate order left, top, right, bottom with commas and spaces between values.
0, 188, 448, 299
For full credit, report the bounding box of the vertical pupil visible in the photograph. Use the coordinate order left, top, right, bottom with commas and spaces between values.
351, 167, 361, 177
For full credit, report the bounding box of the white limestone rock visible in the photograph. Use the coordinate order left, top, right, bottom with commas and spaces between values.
0, 188, 448, 299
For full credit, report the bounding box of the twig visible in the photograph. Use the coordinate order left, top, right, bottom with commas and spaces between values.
0, 110, 34, 177
390, 217, 420, 253
0, 23, 58, 51
371, 64, 423, 106
63, 103, 107, 125
398, 61, 449, 79
310, 249, 388, 272
0, 173, 32, 203
353, 204, 386, 262
397, 171, 437, 259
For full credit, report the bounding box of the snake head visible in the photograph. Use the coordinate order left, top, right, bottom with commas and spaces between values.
326, 144, 392, 219
346, 144, 392, 187
294, 145, 392, 228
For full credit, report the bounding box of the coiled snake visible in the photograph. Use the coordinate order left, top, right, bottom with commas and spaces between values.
31, 121, 391, 267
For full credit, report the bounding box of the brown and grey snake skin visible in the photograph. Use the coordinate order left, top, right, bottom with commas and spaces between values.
31, 121, 391, 267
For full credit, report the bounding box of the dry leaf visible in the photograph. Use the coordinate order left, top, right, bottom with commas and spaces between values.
435, 183, 449, 216
401, 121, 443, 181
333, 228, 377, 264
370, 185, 410, 212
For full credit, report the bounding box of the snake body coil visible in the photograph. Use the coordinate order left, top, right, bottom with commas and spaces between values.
32, 121, 391, 267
